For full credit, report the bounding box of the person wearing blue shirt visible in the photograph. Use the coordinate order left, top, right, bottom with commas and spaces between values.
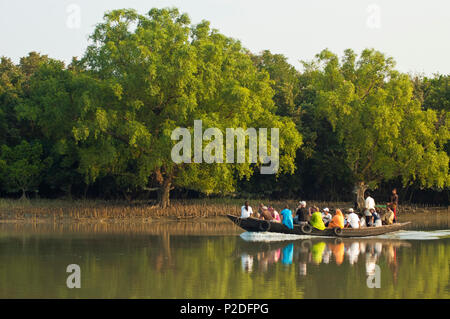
372, 209, 382, 227
280, 205, 294, 229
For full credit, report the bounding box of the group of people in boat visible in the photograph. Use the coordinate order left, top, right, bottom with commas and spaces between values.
240, 189, 399, 231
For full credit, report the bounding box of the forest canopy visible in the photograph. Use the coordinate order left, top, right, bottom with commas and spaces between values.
0, 8, 449, 207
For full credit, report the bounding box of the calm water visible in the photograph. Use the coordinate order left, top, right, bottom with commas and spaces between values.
0, 214, 448, 299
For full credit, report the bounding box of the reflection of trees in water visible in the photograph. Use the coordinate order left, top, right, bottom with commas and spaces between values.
155, 231, 174, 272
0, 229, 447, 298
240, 239, 410, 276
0, 220, 241, 236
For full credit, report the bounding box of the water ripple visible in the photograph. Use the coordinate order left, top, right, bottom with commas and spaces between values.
240, 229, 450, 242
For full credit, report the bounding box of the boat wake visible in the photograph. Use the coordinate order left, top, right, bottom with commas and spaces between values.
239, 231, 333, 242
239, 229, 450, 242
376, 229, 450, 240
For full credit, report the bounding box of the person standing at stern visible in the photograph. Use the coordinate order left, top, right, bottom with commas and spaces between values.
389, 188, 399, 223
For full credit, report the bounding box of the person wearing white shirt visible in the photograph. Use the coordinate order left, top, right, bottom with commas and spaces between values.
346, 208, 360, 229
321, 208, 332, 227
360, 214, 367, 228
241, 201, 253, 218
364, 191, 376, 217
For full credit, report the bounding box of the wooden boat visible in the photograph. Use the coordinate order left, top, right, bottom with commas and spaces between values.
227, 215, 411, 238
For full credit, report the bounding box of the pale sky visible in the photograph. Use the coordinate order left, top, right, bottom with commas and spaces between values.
1, 0, 449, 75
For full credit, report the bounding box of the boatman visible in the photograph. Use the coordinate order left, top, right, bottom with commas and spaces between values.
388, 188, 399, 223
241, 201, 253, 218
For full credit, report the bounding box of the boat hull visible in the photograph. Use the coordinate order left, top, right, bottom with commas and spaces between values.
227, 215, 411, 238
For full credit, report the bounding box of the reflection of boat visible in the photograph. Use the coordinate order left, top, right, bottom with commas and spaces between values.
238, 237, 410, 274
234, 238, 295, 256
227, 215, 411, 238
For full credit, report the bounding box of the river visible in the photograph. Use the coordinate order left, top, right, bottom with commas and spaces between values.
0, 212, 448, 298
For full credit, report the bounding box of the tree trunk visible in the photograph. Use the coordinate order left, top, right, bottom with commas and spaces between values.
408, 189, 415, 203
20, 189, 27, 201
65, 184, 72, 200
158, 178, 172, 209
83, 184, 89, 199
355, 181, 368, 211
123, 190, 132, 203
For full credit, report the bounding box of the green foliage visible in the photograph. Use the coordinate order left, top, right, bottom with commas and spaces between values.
422, 74, 450, 112
0, 57, 24, 146
412, 74, 450, 156
0, 8, 448, 204
76, 8, 301, 204
304, 48, 450, 192
252, 50, 300, 118
0, 141, 47, 196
